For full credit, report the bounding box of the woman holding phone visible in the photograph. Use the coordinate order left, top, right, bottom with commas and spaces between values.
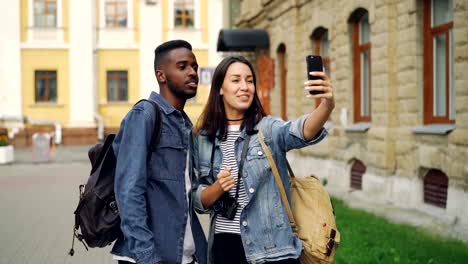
193, 55, 334, 264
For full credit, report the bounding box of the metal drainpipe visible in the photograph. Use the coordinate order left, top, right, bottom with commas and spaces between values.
94, 112, 104, 141
91, 1, 104, 142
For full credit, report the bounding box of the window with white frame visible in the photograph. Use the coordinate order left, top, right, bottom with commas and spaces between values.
97, 0, 134, 47
33, 0, 57, 27
105, 0, 128, 27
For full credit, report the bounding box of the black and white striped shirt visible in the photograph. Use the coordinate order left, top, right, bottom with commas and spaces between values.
215, 125, 249, 234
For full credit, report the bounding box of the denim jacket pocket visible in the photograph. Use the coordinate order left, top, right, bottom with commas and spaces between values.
246, 146, 270, 182
150, 132, 185, 181
271, 190, 286, 228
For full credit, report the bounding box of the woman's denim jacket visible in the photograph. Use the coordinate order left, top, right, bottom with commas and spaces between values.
193, 115, 327, 264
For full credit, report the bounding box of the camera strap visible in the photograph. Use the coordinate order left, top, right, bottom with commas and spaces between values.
235, 135, 251, 201
209, 134, 251, 202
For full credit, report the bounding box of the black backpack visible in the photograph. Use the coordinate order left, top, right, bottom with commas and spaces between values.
69, 99, 162, 256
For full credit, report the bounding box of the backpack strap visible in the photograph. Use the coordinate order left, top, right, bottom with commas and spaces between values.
134, 99, 162, 158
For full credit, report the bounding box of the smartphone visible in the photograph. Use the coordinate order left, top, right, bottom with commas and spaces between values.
306, 55, 324, 95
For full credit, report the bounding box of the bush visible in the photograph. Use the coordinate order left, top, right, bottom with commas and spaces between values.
0, 134, 9, 147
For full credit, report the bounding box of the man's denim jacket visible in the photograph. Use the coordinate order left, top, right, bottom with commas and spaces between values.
111, 92, 207, 264
193, 115, 327, 264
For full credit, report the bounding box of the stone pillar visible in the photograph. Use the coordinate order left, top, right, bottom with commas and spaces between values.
0, 0, 22, 119
139, 1, 163, 98
68, 0, 95, 128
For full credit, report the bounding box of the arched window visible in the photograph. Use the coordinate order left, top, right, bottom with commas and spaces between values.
311, 27, 330, 106
423, 0, 454, 124
349, 8, 371, 123
311, 27, 330, 76
423, 169, 448, 208
277, 44, 287, 120
350, 159, 366, 189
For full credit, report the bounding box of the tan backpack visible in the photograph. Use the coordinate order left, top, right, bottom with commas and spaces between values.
258, 131, 340, 264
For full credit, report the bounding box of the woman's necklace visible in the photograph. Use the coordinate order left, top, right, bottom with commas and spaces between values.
226, 117, 244, 121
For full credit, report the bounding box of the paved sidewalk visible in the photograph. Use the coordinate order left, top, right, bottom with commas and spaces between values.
12, 145, 93, 164
1, 145, 466, 264
0, 145, 210, 264
0, 161, 115, 264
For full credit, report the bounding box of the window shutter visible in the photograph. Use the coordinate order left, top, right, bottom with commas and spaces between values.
350, 160, 366, 190
423, 169, 448, 208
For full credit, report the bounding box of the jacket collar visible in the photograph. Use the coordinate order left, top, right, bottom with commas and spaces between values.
149, 91, 177, 115
211, 125, 249, 147
149, 91, 193, 127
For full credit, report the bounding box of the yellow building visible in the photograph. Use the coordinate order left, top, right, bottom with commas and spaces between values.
1, 0, 227, 145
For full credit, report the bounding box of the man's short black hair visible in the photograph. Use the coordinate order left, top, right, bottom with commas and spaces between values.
154, 40, 192, 71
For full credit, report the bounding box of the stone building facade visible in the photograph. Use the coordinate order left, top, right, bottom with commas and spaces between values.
233, 0, 468, 239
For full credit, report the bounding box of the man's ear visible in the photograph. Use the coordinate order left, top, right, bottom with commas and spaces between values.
156, 70, 166, 83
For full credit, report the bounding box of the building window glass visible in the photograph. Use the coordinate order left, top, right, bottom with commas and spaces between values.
34, 0, 57, 27
35, 70, 57, 102
351, 10, 371, 122
174, 0, 194, 28
107, 71, 128, 102
229, 0, 241, 28
423, 0, 454, 124
105, 0, 127, 27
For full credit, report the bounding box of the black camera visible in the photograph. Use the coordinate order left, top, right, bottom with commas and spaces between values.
213, 192, 238, 220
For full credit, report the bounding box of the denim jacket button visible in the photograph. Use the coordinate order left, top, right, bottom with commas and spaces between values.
257, 150, 263, 156
246, 239, 251, 245
243, 172, 248, 178
249, 188, 255, 193
242, 221, 248, 226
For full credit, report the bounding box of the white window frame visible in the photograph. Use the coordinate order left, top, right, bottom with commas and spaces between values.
98, 0, 136, 49
99, 0, 133, 29
27, 0, 64, 44
167, 0, 202, 44
169, 0, 199, 29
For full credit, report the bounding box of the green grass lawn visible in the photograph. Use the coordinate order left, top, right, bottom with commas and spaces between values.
332, 198, 468, 264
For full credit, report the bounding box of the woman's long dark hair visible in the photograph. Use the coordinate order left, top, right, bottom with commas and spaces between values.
196, 55, 266, 141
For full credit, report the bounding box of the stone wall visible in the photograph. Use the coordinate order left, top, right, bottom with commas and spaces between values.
236, 0, 468, 239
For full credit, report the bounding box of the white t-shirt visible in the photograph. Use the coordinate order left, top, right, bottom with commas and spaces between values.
182, 151, 196, 263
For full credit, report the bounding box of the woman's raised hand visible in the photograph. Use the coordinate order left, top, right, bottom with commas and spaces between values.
304, 71, 335, 109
